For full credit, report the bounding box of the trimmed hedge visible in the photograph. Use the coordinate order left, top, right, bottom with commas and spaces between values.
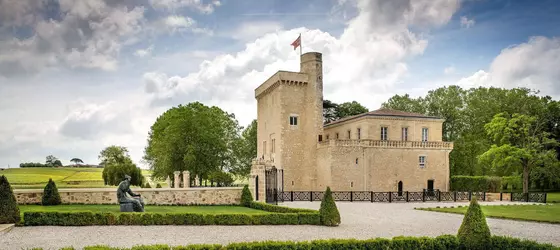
457, 198, 491, 250
42, 178, 62, 206
241, 185, 252, 206
31, 235, 559, 250
0, 175, 20, 224
23, 211, 320, 226
319, 186, 340, 226
246, 201, 317, 213
451, 175, 502, 192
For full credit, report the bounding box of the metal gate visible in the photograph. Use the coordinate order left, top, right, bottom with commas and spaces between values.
265, 167, 279, 204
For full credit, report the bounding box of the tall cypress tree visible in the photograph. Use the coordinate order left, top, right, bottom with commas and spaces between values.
42, 178, 62, 206
0, 175, 20, 224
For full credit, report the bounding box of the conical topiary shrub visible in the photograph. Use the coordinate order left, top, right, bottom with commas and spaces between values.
319, 186, 340, 226
241, 185, 253, 207
457, 198, 491, 249
144, 182, 152, 188
0, 175, 20, 224
156, 183, 162, 188
42, 178, 62, 206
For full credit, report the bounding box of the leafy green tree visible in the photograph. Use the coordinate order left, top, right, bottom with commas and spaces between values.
45, 155, 60, 167
100, 146, 144, 186
424, 86, 467, 141
0, 175, 20, 224
382, 94, 426, 114
323, 100, 339, 124
70, 158, 84, 165
232, 119, 257, 177
336, 101, 368, 118
319, 187, 340, 226
144, 102, 242, 182
457, 198, 491, 250
478, 113, 558, 193
42, 178, 61, 206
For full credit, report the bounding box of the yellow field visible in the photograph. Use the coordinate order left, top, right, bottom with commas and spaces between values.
0, 167, 105, 189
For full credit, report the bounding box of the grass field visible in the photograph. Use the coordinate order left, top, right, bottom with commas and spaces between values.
0, 167, 106, 189
547, 192, 560, 203
19, 205, 268, 214
418, 204, 560, 224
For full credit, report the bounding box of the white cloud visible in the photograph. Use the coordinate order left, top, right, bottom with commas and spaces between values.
444, 66, 456, 75
135, 46, 154, 57
460, 16, 475, 28
229, 21, 284, 42
149, 0, 221, 14
457, 36, 560, 97
164, 15, 195, 28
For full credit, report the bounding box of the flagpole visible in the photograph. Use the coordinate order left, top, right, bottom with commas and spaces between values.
299, 33, 302, 56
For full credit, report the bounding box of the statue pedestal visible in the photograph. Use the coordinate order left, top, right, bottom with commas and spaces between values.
120, 203, 134, 212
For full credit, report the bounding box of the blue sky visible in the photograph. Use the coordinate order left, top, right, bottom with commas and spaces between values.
0, 0, 559, 168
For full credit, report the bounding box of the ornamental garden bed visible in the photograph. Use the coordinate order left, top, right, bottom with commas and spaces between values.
19, 202, 320, 226
24, 235, 559, 250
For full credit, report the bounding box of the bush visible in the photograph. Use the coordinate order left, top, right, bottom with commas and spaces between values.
457, 198, 491, 250
22, 211, 321, 226
156, 183, 162, 188
241, 185, 252, 206
42, 178, 62, 206
0, 175, 20, 224
247, 201, 317, 213
319, 186, 340, 226
450, 176, 503, 192
67, 236, 558, 249
144, 182, 152, 188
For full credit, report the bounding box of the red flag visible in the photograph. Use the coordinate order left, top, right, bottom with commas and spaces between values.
291, 35, 301, 50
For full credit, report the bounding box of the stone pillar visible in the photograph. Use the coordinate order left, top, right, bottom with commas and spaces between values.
174, 171, 180, 188
194, 175, 200, 186
165, 176, 171, 187
249, 159, 266, 202
182, 171, 190, 188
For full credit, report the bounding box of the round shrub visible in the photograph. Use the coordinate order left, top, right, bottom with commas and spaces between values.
42, 178, 62, 206
319, 186, 340, 226
144, 182, 152, 188
241, 185, 253, 207
0, 175, 20, 224
457, 198, 491, 250
156, 183, 162, 188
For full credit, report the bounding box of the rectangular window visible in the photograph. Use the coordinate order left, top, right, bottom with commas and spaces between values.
419, 156, 426, 168
347, 130, 351, 139
336, 133, 339, 139
289, 116, 298, 126
318, 135, 323, 142
381, 127, 388, 141
357, 128, 361, 139
422, 128, 429, 142
402, 127, 408, 141
326, 134, 330, 140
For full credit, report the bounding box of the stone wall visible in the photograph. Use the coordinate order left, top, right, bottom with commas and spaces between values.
14, 187, 242, 205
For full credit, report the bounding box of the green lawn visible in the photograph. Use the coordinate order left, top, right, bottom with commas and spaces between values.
19, 204, 269, 214
419, 204, 560, 224
547, 192, 560, 203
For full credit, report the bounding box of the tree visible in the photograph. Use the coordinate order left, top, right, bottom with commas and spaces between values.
45, 155, 60, 167
319, 187, 340, 226
70, 158, 84, 165
42, 178, 61, 205
336, 101, 368, 118
100, 146, 144, 186
241, 185, 253, 206
382, 94, 426, 114
0, 175, 20, 224
323, 100, 339, 124
478, 113, 559, 193
457, 198, 491, 250
143, 102, 242, 182
53, 160, 63, 167
231, 119, 257, 177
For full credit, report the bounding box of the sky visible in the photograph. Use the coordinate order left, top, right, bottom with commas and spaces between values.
0, 0, 559, 169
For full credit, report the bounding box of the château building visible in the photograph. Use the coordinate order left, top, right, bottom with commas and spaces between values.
249, 52, 453, 201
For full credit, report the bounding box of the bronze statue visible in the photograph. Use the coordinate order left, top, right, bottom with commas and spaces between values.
117, 175, 144, 212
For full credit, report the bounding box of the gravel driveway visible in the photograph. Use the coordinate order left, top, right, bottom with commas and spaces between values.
1, 201, 558, 250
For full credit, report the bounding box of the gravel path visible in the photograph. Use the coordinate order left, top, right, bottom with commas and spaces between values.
1, 201, 558, 250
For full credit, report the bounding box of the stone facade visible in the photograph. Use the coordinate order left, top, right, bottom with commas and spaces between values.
250, 51, 454, 195
14, 187, 242, 205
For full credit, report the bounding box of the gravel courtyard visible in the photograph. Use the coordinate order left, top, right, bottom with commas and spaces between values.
1, 201, 558, 250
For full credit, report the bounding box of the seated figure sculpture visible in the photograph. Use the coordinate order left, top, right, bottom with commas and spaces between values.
117, 175, 145, 212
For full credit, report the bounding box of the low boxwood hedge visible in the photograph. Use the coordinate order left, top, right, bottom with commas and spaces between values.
23, 211, 320, 226
246, 201, 316, 213
30, 235, 559, 250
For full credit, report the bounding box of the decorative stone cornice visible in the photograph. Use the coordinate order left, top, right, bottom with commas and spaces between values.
318, 139, 454, 150
324, 115, 444, 129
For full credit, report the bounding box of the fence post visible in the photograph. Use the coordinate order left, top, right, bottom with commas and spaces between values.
500, 192, 502, 201
468, 192, 472, 201
453, 191, 457, 202
438, 191, 441, 202
544, 193, 547, 203
525, 192, 529, 202
371, 191, 373, 203
389, 192, 392, 203
483, 192, 486, 201
310, 191, 313, 202
511, 192, 513, 202
406, 191, 409, 202
350, 191, 353, 202
422, 191, 425, 202
290, 191, 293, 202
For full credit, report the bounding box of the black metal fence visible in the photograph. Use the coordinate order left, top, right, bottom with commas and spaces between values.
278, 190, 547, 203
